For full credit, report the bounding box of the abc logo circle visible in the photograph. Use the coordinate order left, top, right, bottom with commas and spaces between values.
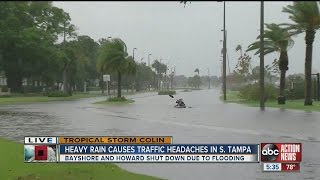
261, 144, 279, 161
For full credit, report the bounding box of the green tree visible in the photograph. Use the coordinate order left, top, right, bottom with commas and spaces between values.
152, 60, 167, 90
135, 62, 155, 91
188, 75, 201, 89
194, 75, 201, 89
282, 2, 320, 105
59, 12, 77, 94
97, 38, 130, 98
250, 65, 278, 84
123, 56, 137, 92
77, 35, 100, 80
235, 45, 252, 83
57, 40, 81, 95
247, 23, 294, 104
0, 2, 73, 92
286, 74, 305, 100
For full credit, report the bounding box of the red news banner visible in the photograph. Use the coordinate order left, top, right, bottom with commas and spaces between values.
261, 143, 302, 172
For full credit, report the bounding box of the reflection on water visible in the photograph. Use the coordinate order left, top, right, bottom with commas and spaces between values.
0, 110, 61, 143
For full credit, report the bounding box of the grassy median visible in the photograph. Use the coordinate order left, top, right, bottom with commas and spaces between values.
93, 96, 135, 105
0, 138, 162, 180
0, 93, 101, 105
220, 91, 320, 112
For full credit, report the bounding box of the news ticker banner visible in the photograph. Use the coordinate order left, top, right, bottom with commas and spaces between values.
261, 143, 302, 172
25, 136, 173, 144
23, 136, 302, 172
24, 136, 258, 163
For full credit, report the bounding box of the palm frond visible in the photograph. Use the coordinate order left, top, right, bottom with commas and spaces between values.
235, 45, 242, 51
283, 2, 320, 31
97, 37, 128, 73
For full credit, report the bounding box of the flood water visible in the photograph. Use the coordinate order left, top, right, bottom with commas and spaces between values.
0, 89, 319, 180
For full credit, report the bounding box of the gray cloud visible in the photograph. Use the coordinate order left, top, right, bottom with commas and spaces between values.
53, 1, 320, 77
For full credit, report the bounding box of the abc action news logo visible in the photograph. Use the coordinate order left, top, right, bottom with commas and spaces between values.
261, 143, 302, 162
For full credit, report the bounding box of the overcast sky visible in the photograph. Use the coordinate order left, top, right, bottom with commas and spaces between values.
53, 1, 320, 77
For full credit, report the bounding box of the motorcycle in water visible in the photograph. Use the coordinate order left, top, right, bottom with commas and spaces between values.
174, 98, 186, 108
169, 95, 187, 108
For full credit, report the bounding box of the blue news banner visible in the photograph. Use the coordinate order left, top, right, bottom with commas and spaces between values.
58, 144, 259, 163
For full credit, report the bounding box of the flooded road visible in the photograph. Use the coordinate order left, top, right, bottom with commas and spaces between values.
0, 89, 319, 180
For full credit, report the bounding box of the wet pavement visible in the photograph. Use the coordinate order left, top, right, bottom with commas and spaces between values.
0, 89, 319, 180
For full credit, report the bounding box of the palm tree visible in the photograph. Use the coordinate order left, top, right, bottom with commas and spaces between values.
246, 23, 294, 104
282, 2, 320, 105
194, 68, 199, 75
152, 60, 161, 90
125, 56, 137, 76
125, 56, 137, 91
97, 38, 129, 98
236, 45, 243, 57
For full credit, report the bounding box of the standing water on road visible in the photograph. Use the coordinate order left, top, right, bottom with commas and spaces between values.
0, 89, 319, 180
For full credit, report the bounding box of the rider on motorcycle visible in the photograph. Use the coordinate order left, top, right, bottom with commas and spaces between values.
176, 99, 185, 107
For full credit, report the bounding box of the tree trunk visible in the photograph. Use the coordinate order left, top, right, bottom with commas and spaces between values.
117, 71, 122, 98
101, 80, 104, 94
278, 51, 288, 104
108, 81, 110, 95
68, 83, 72, 96
6, 70, 23, 93
63, 67, 67, 94
279, 70, 286, 96
304, 30, 315, 105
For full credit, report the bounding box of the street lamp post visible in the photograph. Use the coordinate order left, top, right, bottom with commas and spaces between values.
101, 36, 112, 95
133, 48, 137, 60
207, 68, 210, 89
159, 59, 162, 90
260, 1, 265, 110
173, 66, 176, 89
165, 62, 170, 89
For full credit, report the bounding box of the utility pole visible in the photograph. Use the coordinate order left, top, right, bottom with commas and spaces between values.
222, 1, 227, 100
106, 36, 112, 96
312, 73, 320, 101
260, 1, 265, 110
62, 21, 68, 95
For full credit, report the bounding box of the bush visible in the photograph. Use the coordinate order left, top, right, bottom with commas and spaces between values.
285, 74, 305, 100
0, 86, 9, 92
23, 86, 44, 93
87, 87, 101, 91
239, 83, 278, 102
285, 83, 305, 100
158, 90, 176, 95
107, 96, 127, 102
47, 91, 70, 97
0, 95, 11, 98
227, 83, 243, 91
